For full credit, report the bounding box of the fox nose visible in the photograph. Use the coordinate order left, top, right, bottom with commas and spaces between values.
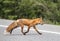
41, 23, 43, 25
38, 23, 43, 25
40, 22, 44, 25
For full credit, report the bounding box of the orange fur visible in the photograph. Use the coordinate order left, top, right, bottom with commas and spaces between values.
5, 17, 44, 35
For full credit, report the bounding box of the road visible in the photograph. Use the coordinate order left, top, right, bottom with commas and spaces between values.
0, 19, 60, 41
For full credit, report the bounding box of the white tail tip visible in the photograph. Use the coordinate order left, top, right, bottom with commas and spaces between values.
4, 30, 10, 35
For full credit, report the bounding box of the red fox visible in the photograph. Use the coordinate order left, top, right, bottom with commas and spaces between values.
4, 17, 44, 35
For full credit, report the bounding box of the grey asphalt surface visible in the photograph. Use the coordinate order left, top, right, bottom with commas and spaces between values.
0, 19, 60, 41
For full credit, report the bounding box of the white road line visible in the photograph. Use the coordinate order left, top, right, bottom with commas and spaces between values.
0, 25, 8, 27
0, 25, 60, 35
38, 30, 60, 35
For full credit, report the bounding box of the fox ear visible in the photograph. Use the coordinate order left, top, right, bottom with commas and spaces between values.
40, 17, 42, 19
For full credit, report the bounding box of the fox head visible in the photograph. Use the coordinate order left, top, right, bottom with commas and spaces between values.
35, 17, 44, 25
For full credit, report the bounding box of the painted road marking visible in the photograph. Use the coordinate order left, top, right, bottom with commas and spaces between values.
0, 25, 60, 35
0, 25, 8, 27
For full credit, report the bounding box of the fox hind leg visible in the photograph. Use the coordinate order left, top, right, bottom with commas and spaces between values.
24, 26, 31, 34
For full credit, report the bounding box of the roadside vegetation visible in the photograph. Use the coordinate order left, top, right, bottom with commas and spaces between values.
0, 0, 60, 25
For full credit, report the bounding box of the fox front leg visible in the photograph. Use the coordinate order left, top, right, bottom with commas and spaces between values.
33, 26, 42, 35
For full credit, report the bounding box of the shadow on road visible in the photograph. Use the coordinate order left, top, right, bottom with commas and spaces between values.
4, 33, 42, 36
